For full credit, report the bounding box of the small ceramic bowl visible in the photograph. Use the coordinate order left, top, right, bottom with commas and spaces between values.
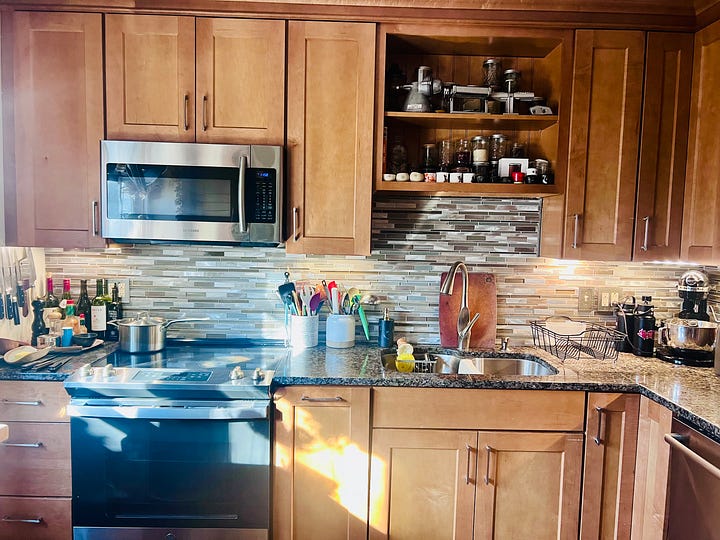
71, 333, 98, 348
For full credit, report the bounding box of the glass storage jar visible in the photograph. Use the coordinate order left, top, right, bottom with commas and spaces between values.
471, 136, 489, 164
483, 59, 503, 88
489, 134, 508, 161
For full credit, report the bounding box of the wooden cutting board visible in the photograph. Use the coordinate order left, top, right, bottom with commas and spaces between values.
439, 272, 497, 348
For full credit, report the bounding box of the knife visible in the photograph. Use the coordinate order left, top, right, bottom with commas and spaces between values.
0, 251, 5, 320
14, 251, 24, 309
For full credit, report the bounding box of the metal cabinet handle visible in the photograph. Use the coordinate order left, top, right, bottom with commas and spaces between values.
2, 516, 43, 524
465, 444, 472, 485
202, 95, 208, 131
292, 207, 300, 242
1, 399, 42, 406
593, 406, 604, 445
300, 395, 345, 403
664, 433, 720, 480
484, 445, 492, 485
1, 441, 43, 448
183, 94, 190, 131
92, 200, 100, 236
571, 213, 580, 249
641, 216, 650, 251
238, 155, 247, 233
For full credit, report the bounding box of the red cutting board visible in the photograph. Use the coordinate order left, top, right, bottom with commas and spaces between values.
439, 272, 497, 348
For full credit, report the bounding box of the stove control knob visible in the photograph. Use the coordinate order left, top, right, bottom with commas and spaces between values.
230, 366, 245, 380
79, 363, 93, 377
165, 533, 177, 540
102, 364, 116, 379
252, 368, 264, 381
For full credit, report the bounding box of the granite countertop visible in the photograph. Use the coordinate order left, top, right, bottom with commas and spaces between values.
2, 340, 720, 441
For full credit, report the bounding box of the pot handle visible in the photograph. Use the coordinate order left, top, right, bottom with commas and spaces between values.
161, 317, 211, 329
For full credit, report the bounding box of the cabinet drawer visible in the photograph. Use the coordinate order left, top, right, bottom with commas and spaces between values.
372, 388, 585, 431
0, 422, 70, 497
0, 496, 71, 540
0, 382, 69, 422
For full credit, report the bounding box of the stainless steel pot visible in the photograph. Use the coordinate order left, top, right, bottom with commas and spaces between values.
108, 312, 209, 353
660, 318, 718, 352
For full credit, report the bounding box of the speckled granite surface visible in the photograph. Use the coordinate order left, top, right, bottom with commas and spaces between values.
2, 341, 720, 441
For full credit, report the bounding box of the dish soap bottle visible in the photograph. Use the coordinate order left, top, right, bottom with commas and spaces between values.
378, 308, 395, 348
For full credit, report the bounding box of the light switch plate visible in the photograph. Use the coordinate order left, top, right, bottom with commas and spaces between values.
578, 287, 596, 312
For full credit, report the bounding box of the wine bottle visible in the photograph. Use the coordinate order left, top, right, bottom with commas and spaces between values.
76, 279, 92, 328
90, 279, 107, 339
60, 278, 72, 316
105, 282, 123, 341
43, 275, 61, 324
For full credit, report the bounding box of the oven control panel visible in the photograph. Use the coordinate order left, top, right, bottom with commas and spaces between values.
131, 370, 212, 382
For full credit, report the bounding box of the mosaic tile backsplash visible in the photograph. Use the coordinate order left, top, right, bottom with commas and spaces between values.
43, 196, 702, 346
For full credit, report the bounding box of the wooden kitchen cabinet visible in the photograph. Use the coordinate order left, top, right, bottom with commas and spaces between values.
580, 393, 640, 540
273, 386, 371, 540
106, 14, 285, 145
286, 21, 375, 255
565, 30, 645, 260
374, 23, 573, 200
681, 18, 720, 263
370, 388, 585, 540
3, 11, 105, 249
631, 396, 672, 540
0, 381, 71, 540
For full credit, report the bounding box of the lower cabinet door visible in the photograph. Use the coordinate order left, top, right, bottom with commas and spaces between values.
474, 431, 584, 540
0, 496, 71, 540
369, 428, 478, 540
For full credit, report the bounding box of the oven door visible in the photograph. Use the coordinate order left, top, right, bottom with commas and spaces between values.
69, 399, 270, 538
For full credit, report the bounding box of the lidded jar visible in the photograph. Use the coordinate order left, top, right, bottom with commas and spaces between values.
422, 143, 437, 172
471, 136, 489, 164
503, 69, 521, 93
438, 140, 453, 171
489, 134, 508, 161
454, 139, 471, 168
483, 58, 503, 88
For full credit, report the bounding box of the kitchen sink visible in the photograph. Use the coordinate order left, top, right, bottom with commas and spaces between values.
381, 350, 558, 376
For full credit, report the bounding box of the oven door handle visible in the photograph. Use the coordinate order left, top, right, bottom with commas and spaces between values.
67, 402, 269, 420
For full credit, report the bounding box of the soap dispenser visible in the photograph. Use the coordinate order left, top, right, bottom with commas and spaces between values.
378, 308, 395, 348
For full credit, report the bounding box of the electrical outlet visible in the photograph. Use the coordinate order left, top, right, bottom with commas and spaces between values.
110, 279, 130, 301
599, 287, 623, 310
578, 287, 596, 312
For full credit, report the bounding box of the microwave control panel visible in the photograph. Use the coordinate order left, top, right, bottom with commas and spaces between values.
246, 168, 277, 223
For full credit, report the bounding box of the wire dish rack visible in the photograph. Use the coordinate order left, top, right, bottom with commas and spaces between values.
530, 317, 626, 361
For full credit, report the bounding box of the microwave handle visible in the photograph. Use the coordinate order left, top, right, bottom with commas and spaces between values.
238, 155, 247, 233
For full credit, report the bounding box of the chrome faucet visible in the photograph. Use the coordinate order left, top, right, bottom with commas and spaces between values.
440, 261, 481, 351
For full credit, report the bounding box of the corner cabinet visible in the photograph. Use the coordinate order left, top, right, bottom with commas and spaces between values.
273, 386, 371, 540
374, 24, 573, 200
105, 14, 285, 145
369, 388, 585, 540
4, 11, 105, 248
286, 21, 375, 255
681, 18, 720, 263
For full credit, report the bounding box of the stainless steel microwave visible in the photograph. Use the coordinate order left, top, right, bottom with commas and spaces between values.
101, 140, 283, 245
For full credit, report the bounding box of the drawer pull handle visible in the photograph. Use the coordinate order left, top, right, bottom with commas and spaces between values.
1, 441, 43, 448
300, 396, 345, 403
1, 399, 42, 406
664, 433, 720, 480
593, 406, 604, 445
484, 445, 493, 485
2, 516, 43, 524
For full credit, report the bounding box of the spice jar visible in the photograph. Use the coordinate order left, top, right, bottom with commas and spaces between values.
489, 134, 508, 161
471, 136, 489, 164
504, 69, 521, 93
483, 59, 503, 88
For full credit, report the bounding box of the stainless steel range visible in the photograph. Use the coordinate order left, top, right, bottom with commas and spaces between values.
64, 341, 288, 540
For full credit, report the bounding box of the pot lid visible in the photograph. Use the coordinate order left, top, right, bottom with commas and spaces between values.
119, 312, 165, 327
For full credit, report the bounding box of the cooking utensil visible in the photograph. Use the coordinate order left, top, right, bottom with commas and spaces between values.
352, 294, 370, 340
308, 293, 322, 315
660, 318, 717, 352
108, 312, 210, 353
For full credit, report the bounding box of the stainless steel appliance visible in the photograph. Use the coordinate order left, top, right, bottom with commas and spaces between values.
101, 140, 283, 245
64, 341, 289, 540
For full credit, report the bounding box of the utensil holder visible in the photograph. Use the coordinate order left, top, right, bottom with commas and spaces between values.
326, 314, 355, 348
290, 315, 319, 349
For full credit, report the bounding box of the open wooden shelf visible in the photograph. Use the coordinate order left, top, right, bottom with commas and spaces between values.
385, 111, 558, 131
375, 180, 561, 198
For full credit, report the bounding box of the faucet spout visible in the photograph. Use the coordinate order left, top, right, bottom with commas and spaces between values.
440, 261, 479, 351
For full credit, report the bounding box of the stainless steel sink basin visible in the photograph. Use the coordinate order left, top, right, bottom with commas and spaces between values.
381, 351, 557, 376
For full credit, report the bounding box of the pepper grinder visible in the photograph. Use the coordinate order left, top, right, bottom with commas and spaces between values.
378, 308, 395, 348
31, 298, 49, 346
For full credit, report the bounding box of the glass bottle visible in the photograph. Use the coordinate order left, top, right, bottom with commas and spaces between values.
76, 279, 92, 329
438, 140, 453, 171
60, 278, 72, 316
90, 279, 107, 339
105, 283, 123, 342
64, 301, 80, 334
44, 275, 60, 309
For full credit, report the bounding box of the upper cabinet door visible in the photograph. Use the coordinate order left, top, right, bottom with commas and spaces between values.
681, 19, 720, 263
634, 33, 693, 262
105, 14, 195, 142
8, 11, 105, 248
565, 30, 645, 261
195, 18, 285, 145
286, 21, 375, 256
